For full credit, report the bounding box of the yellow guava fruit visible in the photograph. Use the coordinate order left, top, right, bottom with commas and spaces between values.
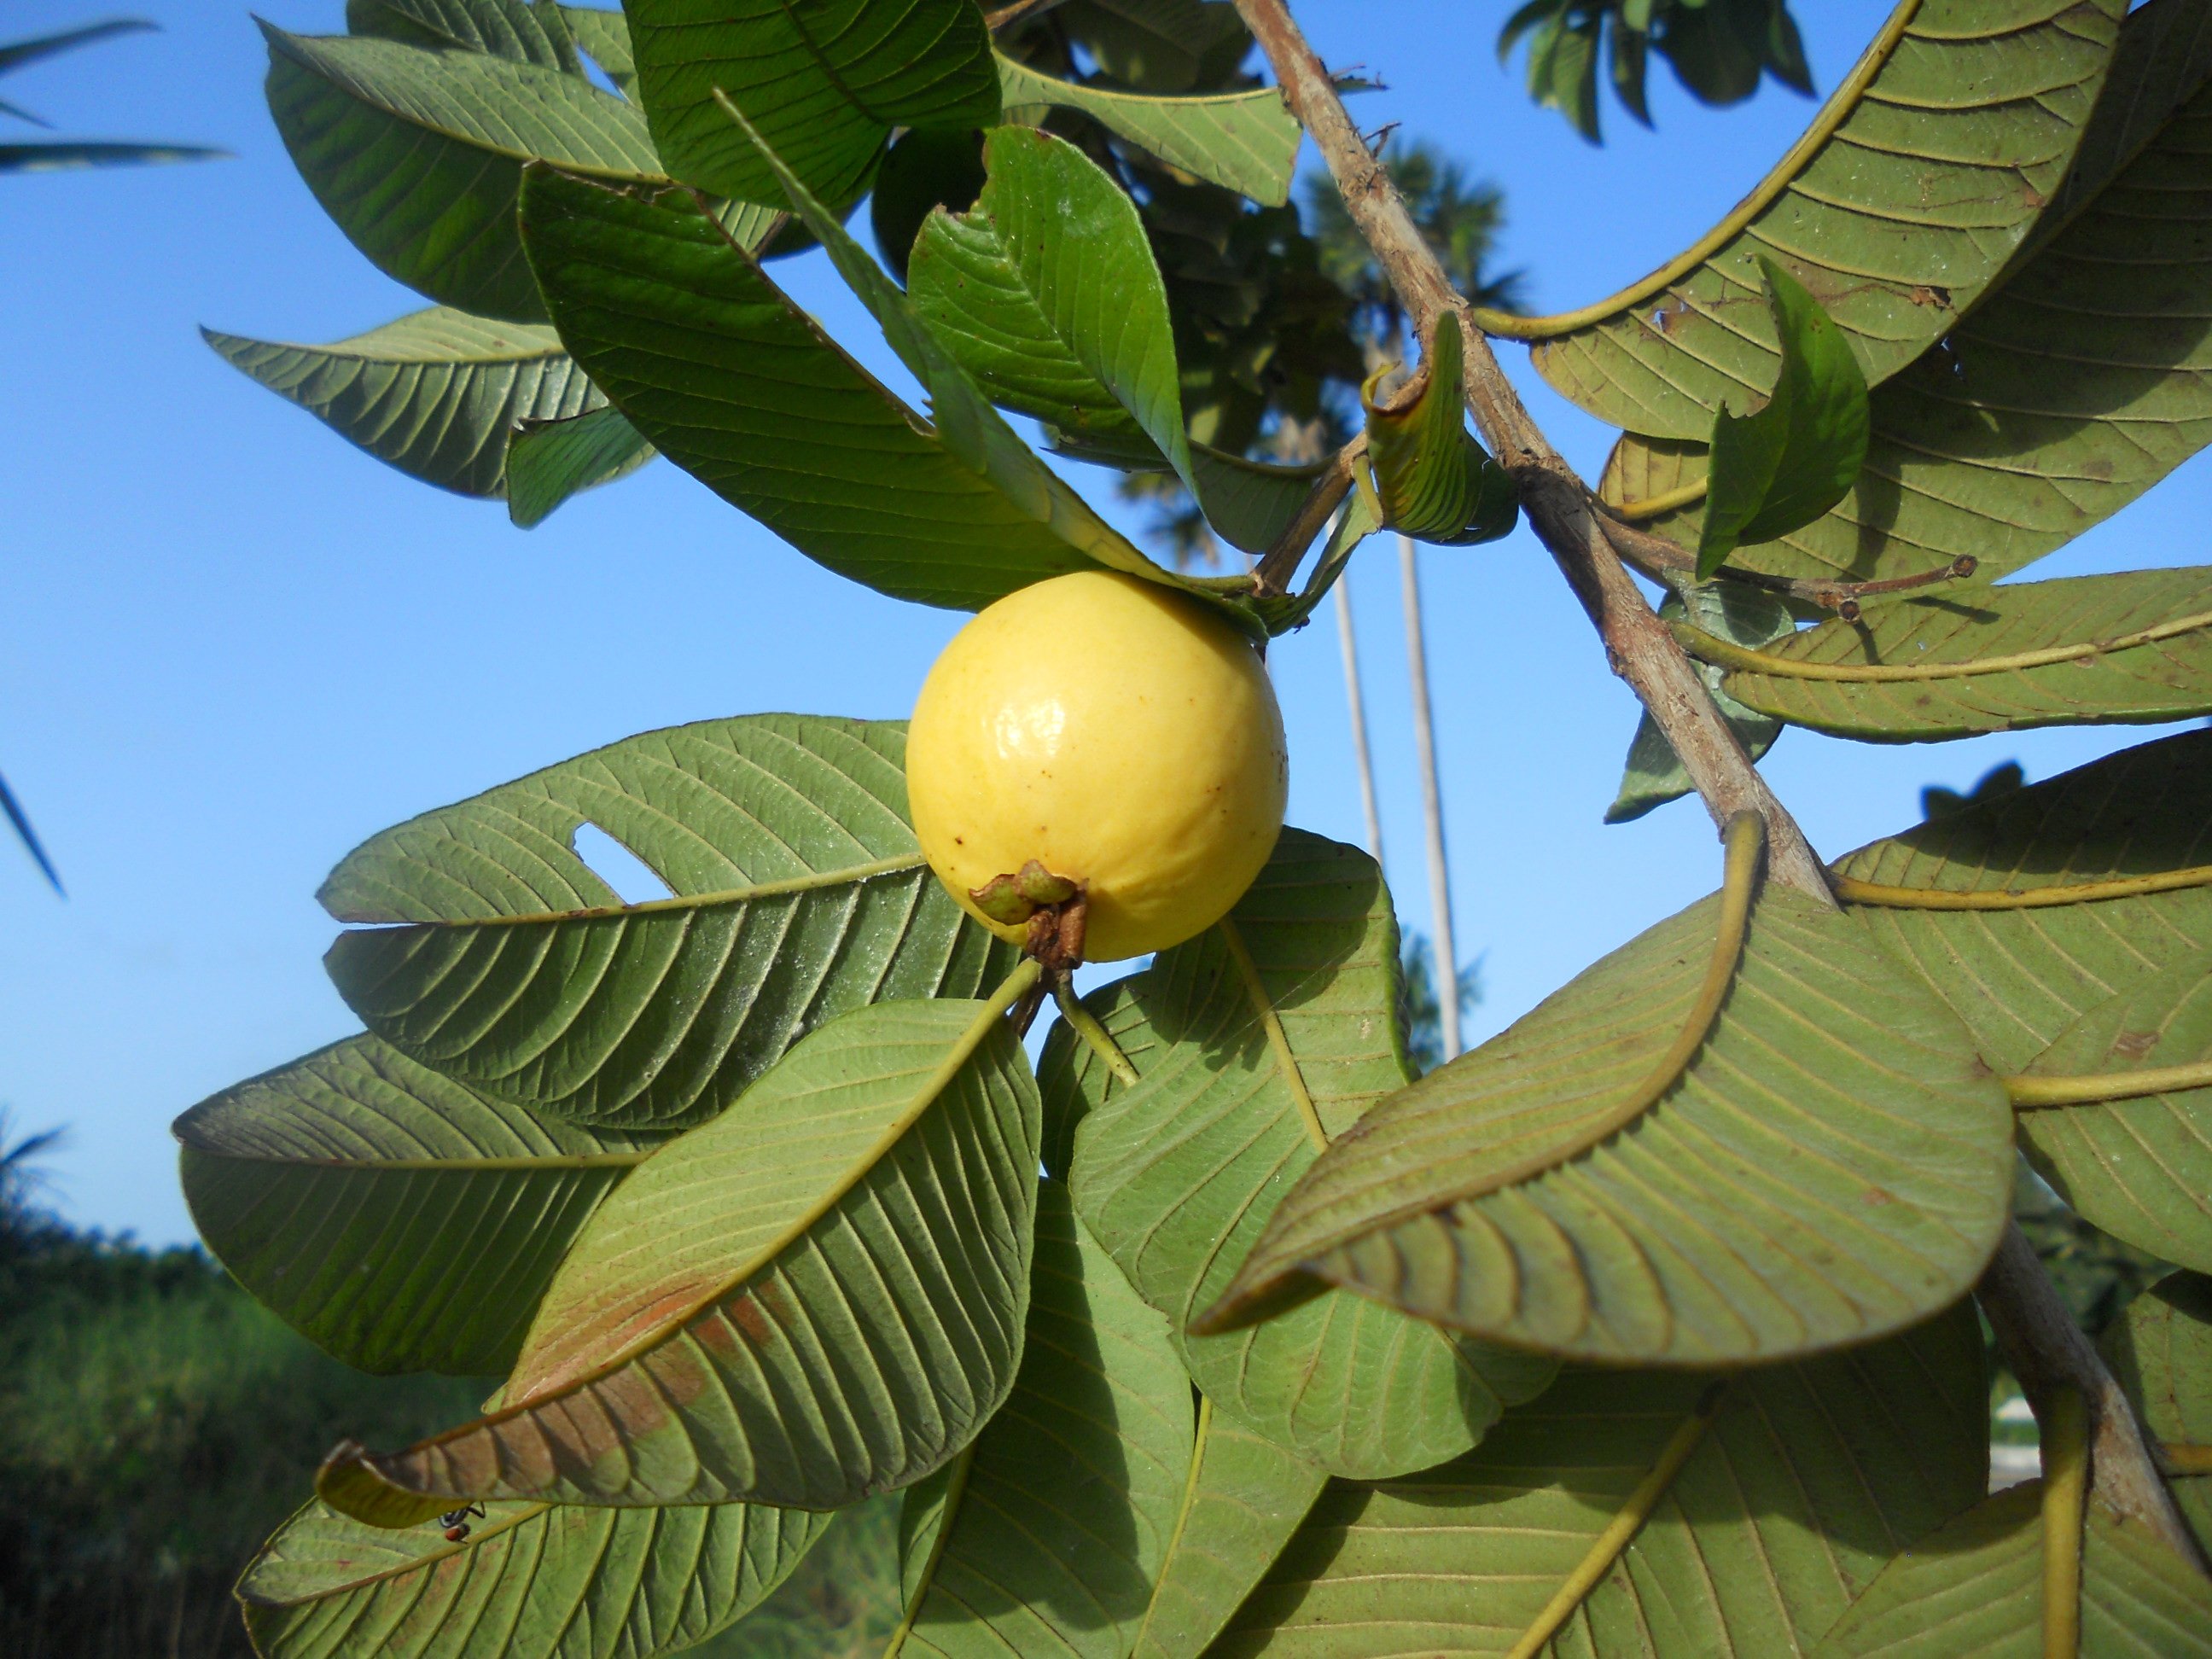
906, 569, 1288, 963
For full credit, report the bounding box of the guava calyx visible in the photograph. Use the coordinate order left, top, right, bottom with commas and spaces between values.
968, 859, 1082, 926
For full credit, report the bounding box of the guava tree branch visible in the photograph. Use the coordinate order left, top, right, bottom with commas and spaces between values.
1232, 0, 2209, 1573
1232, 0, 1831, 903
1981, 1222, 2210, 1570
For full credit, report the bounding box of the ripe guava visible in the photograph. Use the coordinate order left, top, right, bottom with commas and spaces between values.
906, 570, 1288, 963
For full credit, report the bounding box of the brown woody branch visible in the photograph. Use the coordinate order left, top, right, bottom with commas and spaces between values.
1251, 435, 1363, 597
1598, 513, 1981, 620
1231, 0, 1834, 902
984, 0, 1072, 32
1981, 1224, 2209, 1569
1232, 0, 2208, 1573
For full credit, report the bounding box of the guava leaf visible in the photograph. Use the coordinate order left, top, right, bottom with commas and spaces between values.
558, 7, 636, 96
1361, 313, 1517, 547
995, 51, 1301, 206
239, 1496, 828, 1659
1696, 256, 1868, 579
1522, 0, 2128, 438
893, 1181, 1192, 1659
517, 165, 1158, 610
1224, 1304, 1988, 1656
2013, 950, 2212, 1274
908, 125, 1196, 498
504, 404, 657, 527
1608, 579, 1794, 823
1130, 1402, 1326, 1659
317, 994, 1039, 1520
868, 126, 985, 282
1203, 859, 2013, 1365
263, 24, 661, 322
1053, 830, 1557, 1478
344, 0, 586, 73
176, 1035, 667, 1377
1833, 730, 2212, 1074
2101, 1272, 2212, 1556
622, 0, 998, 209
319, 714, 1014, 1129
203, 308, 599, 500
1808, 1483, 2212, 1656
1706, 568, 2212, 741
1601, 1, 2212, 586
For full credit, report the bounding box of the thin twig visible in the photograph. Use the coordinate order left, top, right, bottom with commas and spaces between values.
983, 0, 1073, 31
1600, 512, 1978, 618
1980, 1224, 2209, 1574
1232, 0, 2207, 1572
1233, 0, 1831, 902
1252, 436, 1363, 597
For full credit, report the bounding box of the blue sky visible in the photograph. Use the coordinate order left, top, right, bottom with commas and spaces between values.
4, 1, 2203, 1244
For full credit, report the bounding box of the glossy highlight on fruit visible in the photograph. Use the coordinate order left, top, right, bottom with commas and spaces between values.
906, 570, 1288, 963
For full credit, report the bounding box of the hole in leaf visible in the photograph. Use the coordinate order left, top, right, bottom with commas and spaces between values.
572, 823, 675, 905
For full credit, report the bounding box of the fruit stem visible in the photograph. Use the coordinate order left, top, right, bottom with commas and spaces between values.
1054, 978, 1140, 1086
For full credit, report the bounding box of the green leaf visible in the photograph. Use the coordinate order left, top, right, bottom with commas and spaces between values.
240, 1496, 828, 1659
1203, 853, 2015, 1365
994, 52, 1302, 207
1608, 579, 1794, 824
319, 990, 1041, 1520
1703, 569, 2212, 742
893, 1181, 1193, 1659
1220, 1305, 1989, 1657
1808, 1483, 2212, 1656
621, 0, 998, 209
0, 19, 155, 78
345, 0, 585, 73
2012, 950, 2212, 1274
908, 125, 1197, 498
559, 7, 635, 95
1361, 313, 1518, 546
868, 126, 984, 283
2102, 1272, 2212, 1554
1053, 830, 1557, 1478
1519, 0, 2128, 439
175, 1034, 666, 1377
319, 714, 1015, 1129
505, 404, 656, 527
1607, 2, 2212, 585
264, 24, 661, 321
1052, 0, 1249, 94
1696, 256, 1868, 578
1832, 730, 2212, 1074
1130, 1400, 1326, 1659
0, 140, 222, 172
519, 167, 1130, 611
204, 307, 597, 499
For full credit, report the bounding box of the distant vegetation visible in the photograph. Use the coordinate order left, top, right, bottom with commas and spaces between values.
0, 1123, 899, 1656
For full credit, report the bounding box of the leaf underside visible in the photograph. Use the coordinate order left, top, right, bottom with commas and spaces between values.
1215, 879, 2015, 1366
320, 713, 1012, 1129
504, 403, 658, 527
1362, 313, 1517, 547
1529, 0, 2128, 439
896, 1181, 1193, 1659
326, 998, 1040, 1515
176, 1034, 665, 1377
1220, 1304, 1988, 1657
240, 1495, 828, 1659
1604, 2, 2212, 585
1716, 568, 2212, 742
1808, 1483, 2212, 1656
205, 308, 600, 499
1056, 830, 1557, 1479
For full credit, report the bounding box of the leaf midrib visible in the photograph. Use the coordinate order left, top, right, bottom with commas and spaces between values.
352, 850, 926, 929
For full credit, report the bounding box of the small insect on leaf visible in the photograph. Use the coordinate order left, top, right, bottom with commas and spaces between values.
1697, 254, 1870, 579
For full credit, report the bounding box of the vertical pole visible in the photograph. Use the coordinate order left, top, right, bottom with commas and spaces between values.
1335, 578, 1385, 869
1400, 532, 1460, 1061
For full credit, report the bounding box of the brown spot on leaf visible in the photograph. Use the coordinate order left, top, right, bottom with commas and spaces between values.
2115, 1029, 2162, 1060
